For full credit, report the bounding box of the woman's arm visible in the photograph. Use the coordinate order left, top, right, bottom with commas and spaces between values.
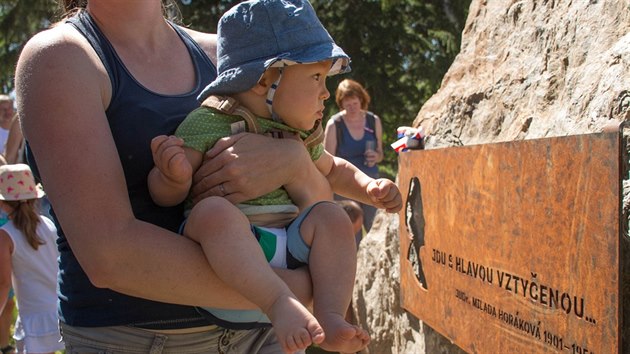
190, 133, 332, 206
323, 117, 338, 155
15, 27, 309, 310
0, 231, 13, 315
4, 117, 24, 164
373, 113, 384, 164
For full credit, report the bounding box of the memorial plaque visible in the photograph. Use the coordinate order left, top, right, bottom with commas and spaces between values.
398, 131, 621, 353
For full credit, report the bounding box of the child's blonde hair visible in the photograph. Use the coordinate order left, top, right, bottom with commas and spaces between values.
5, 199, 43, 250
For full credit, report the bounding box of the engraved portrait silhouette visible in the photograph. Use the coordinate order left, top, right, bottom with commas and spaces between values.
405, 177, 428, 290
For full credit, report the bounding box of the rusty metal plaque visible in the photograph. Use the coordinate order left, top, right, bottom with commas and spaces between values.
398, 131, 621, 354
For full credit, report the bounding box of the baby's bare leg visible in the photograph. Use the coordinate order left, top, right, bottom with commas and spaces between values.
300, 202, 371, 353
186, 197, 324, 353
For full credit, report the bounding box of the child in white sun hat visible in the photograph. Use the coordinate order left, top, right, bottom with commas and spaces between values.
0, 164, 63, 354
148, 1, 402, 353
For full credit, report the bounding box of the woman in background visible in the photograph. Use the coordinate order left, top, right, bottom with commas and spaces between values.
325, 79, 384, 237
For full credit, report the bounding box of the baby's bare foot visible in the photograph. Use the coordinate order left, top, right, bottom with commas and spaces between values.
268, 295, 325, 353
317, 312, 370, 353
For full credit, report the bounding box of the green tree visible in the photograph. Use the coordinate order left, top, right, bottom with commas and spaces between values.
0, 0, 470, 174
0, 0, 59, 93
312, 0, 470, 177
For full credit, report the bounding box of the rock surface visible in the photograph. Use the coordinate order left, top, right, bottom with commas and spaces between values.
417, 0, 630, 145
353, 1, 630, 353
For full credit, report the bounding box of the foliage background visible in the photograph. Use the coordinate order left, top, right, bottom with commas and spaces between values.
0, 0, 471, 176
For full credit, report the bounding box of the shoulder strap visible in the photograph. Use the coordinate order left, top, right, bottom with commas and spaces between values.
333, 114, 344, 148
169, 23, 217, 75
201, 95, 323, 148
67, 11, 117, 93
200, 95, 262, 134
365, 112, 376, 135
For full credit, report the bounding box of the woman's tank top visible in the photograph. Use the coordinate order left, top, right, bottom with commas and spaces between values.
28, 10, 218, 329
333, 112, 379, 178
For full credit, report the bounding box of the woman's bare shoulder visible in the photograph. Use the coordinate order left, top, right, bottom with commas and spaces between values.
181, 27, 218, 65
16, 23, 110, 115
22, 23, 93, 59
325, 117, 337, 128
18, 22, 105, 83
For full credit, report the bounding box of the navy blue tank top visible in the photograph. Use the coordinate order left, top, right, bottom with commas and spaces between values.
28, 11, 217, 328
333, 113, 379, 178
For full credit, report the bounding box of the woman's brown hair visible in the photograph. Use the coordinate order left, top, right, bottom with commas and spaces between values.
335, 79, 371, 110
5, 200, 43, 250
58, 0, 86, 18
60, 0, 86, 11
58, 0, 181, 22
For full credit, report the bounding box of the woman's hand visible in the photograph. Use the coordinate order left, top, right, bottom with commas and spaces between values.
363, 149, 380, 168
190, 133, 330, 205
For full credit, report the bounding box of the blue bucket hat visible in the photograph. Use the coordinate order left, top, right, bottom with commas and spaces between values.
198, 0, 351, 101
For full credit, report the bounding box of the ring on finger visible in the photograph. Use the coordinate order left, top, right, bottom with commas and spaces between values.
219, 183, 227, 196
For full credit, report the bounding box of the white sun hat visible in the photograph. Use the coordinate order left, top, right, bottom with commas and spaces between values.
0, 164, 46, 201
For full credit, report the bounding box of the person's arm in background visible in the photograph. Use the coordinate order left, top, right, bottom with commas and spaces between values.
5, 115, 24, 164
362, 113, 384, 168
323, 117, 338, 155
0, 231, 12, 315
372, 113, 384, 164
15, 26, 313, 310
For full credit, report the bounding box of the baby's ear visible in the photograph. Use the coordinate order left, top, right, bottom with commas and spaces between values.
252, 68, 280, 95
251, 79, 269, 95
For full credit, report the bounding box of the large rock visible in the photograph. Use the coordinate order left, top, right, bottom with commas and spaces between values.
353, 1, 630, 353
417, 1, 629, 145
354, 212, 466, 354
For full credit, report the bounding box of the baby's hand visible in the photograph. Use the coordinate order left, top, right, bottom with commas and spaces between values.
366, 179, 402, 213
151, 135, 192, 184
